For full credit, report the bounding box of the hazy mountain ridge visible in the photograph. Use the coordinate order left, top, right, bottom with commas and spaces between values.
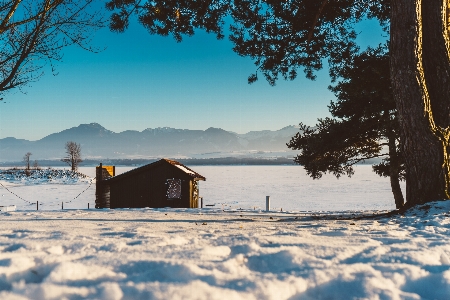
0, 123, 301, 161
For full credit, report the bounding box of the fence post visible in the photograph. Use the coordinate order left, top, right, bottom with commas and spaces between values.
37, 201, 38, 211
200, 197, 203, 208
266, 196, 270, 211
88, 203, 90, 209
62, 202, 63, 210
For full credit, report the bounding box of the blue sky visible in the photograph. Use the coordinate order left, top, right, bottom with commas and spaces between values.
0, 15, 385, 141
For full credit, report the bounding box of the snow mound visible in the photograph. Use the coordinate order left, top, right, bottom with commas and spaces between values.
0, 169, 91, 184
403, 200, 450, 217
0, 201, 450, 299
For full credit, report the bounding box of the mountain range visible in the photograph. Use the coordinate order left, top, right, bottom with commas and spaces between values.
0, 123, 301, 162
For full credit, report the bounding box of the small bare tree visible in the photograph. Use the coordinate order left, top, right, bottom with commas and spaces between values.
61, 141, 82, 171
33, 160, 39, 170
23, 152, 32, 170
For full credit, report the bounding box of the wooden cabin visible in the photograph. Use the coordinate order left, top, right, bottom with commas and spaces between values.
95, 159, 205, 209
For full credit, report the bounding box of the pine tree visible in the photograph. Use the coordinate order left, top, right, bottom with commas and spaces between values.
287, 46, 405, 208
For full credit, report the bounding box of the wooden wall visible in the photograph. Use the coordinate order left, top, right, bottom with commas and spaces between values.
108, 163, 196, 209
95, 166, 112, 208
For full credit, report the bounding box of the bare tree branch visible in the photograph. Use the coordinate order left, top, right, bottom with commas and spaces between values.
0, 0, 104, 96
61, 141, 82, 171
23, 152, 32, 170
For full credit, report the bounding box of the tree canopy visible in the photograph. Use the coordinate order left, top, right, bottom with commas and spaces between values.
287, 46, 405, 207
105, 0, 389, 84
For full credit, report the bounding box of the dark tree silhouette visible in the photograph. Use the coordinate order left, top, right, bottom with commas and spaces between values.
61, 141, 83, 171
23, 152, 32, 170
287, 47, 405, 208
0, 0, 104, 96
106, 0, 450, 207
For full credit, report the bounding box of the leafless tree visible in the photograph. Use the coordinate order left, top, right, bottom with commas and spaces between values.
23, 152, 32, 170
61, 141, 82, 171
0, 0, 104, 96
33, 160, 39, 170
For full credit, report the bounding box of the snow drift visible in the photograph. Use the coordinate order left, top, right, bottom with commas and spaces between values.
0, 202, 449, 299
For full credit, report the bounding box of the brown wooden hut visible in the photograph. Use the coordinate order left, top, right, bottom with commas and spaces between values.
95, 159, 205, 209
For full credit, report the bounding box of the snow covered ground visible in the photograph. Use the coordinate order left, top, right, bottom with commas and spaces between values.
0, 168, 94, 211
1, 166, 448, 299
0, 165, 401, 211
0, 203, 450, 299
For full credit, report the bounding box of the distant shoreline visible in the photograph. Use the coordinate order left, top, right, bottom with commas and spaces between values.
0, 156, 380, 167
0, 157, 296, 167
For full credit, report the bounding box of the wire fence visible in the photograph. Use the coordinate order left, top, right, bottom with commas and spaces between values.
0, 181, 34, 205
0, 177, 96, 209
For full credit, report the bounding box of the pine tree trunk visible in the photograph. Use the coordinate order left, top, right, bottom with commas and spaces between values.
389, 170, 404, 209
387, 124, 404, 209
390, 0, 450, 206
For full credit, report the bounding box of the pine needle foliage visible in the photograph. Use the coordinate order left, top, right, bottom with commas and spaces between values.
287, 46, 405, 207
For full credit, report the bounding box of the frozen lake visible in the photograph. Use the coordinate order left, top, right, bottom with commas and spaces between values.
192, 165, 401, 211
0, 165, 402, 211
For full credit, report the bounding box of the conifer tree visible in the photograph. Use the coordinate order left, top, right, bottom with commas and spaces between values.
287, 46, 405, 208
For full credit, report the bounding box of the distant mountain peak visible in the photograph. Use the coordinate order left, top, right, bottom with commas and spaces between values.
205, 127, 227, 132
77, 123, 107, 130
143, 127, 179, 134
280, 125, 300, 130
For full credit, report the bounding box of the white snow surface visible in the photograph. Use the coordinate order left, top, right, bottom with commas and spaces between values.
1, 165, 402, 211
0, 203, 450, 299
0, 169, 90, 185
1, 166, 448, 299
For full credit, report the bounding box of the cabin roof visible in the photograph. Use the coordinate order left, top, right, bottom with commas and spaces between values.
105, 158, 206, 182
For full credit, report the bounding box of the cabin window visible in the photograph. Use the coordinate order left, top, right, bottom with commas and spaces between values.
166, 179, 182, 199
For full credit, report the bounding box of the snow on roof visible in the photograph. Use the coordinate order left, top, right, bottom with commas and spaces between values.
105, 159, 205, 182
163, 159, 205, 180
175, 164, 195, 175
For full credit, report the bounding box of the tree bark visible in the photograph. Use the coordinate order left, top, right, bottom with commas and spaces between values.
389, 138, 405, 209
389, 165, 404, 209
387, 124, 404, 208
391, 0, 450, 206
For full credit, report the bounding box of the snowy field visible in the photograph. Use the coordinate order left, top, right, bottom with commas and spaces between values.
2, 166, 448, 299
0, 165, 401, 211
0, 203, 450, 299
